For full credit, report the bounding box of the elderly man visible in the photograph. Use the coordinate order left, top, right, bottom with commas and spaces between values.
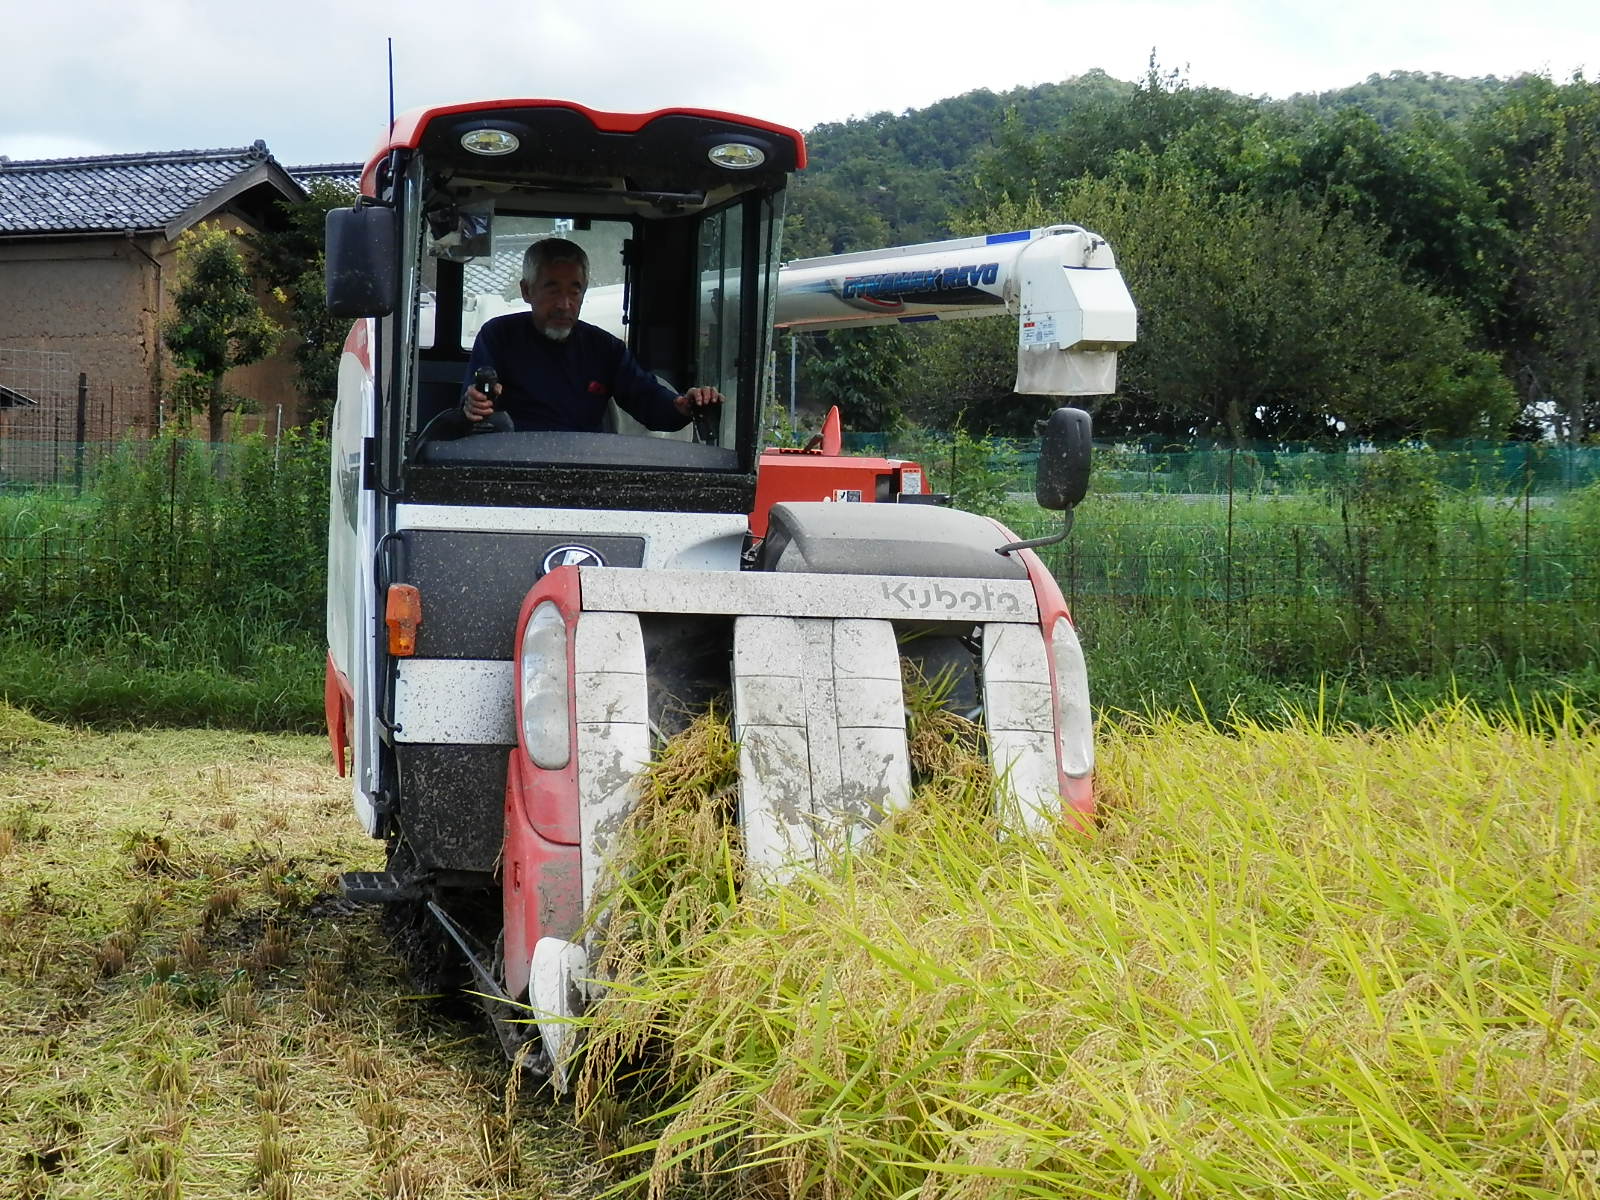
458, 237, 722, 434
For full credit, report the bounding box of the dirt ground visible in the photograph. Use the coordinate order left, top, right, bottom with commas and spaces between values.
0, 711, 607, 1200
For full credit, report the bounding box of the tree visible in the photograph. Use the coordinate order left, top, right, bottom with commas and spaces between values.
162, 228, 280, 444
1472, 73, 1600, 440
799, 328, 913, 430
248, 178, 357, 427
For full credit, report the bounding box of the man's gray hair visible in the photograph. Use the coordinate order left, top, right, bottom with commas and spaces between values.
522, 237, 589, 286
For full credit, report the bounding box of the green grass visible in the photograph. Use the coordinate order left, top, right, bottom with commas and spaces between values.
3, 439, 1598, 730
0, 631, 323, 731
577, 702, 1600, 1198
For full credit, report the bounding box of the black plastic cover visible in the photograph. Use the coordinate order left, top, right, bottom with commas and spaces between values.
403, 529, 645, 658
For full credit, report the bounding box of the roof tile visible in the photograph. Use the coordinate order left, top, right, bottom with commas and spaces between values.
0, 144, 289, 235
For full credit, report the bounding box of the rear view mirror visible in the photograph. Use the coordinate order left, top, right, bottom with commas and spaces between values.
1036, 406, 1092, 511
326, 206, 397, 318
428, 200, 494, 262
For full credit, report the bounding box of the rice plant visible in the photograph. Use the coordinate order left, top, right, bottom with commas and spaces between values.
577, 700, 1600, 1199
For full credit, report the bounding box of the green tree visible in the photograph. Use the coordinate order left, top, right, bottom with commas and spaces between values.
799, 328, 913, 430
1473, 73, 1600, 440
162, 228, 280, 444
248, 178, 357, 427
1238, 108, 1508, 325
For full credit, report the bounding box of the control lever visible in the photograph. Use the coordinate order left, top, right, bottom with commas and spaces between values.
470, 367, 499, 434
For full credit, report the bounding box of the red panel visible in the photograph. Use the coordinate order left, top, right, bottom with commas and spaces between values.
510, 566, 584, 845
362, 99, 807, 194
502, 756, 583, 1001
751, 451, 900, 538
986, 519, 1095, 828
323, 650, 352, 777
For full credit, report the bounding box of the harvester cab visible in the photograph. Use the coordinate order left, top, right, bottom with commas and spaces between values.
322, 98, 1133, 1080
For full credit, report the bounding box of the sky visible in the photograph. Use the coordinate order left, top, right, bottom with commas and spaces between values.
2, 0, 1596, 167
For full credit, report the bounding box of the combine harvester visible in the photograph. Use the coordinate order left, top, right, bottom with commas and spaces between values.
322, 98, 1136, 1079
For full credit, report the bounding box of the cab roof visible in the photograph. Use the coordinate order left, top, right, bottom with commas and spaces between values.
361, 98, 806, 196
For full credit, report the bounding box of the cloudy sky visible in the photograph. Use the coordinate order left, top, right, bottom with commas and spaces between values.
3, 0, 1595, 166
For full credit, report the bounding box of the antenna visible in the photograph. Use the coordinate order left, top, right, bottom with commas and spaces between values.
387, 38, 395, 130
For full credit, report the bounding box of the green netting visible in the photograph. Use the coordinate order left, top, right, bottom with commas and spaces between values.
841, 434, 1600, 499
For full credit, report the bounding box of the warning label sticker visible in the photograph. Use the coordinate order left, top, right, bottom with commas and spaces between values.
1021, 315, 1059, 347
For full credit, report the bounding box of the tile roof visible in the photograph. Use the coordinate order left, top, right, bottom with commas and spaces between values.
0, 142, 304, 237
288, 163, 362, 190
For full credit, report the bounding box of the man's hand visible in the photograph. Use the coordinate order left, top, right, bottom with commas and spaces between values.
674, 386, 723, 418
462, 382, 499, 422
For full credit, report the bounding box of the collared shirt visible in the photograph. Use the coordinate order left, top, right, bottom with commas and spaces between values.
463, 314, 687, 433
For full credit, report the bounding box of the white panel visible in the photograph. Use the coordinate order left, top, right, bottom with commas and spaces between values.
573, 609, 649, 726
530, 936, 589, 1094
799, 620, 842, 815
825, 620, 911, 841
575, 720, 650, 914
734, 617, 817, 878
733, 616, 911, 881
732, 673, 807, 728
732, 615, 809, 675
982, 622, 1062, 832
982, 622, 1053, 684
984, 681, 1057, 733
393, 659, 515, 744
835, 727, 912, 830
574, 612, 650, 912
582, 569, 1037, 624
989, 729, 1064, 833
841, 677, 907, 726
737, 724, 815, 874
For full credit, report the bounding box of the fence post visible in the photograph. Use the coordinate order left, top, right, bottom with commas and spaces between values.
73, 372, 88, 494
1224, 447, 1236, 634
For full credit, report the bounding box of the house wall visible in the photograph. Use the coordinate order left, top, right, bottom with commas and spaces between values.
0, 226, 305, 440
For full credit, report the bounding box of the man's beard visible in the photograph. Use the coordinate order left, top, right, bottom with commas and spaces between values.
535, 317, 574, 342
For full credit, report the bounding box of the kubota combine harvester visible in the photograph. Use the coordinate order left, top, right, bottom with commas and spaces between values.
323, 98, 1136, 1080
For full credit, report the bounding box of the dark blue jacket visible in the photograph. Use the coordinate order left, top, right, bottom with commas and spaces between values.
463, 315, 687, 433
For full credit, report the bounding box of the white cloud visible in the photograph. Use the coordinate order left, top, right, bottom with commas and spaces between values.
2, 0, 1597, 164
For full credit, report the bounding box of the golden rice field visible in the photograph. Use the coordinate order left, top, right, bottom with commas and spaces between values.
2, 699, 1596, 1199
579, 700, 1599, 1199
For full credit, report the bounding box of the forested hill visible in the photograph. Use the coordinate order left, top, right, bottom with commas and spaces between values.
1285, 69, 1514, 126
785, 68, 1512, 258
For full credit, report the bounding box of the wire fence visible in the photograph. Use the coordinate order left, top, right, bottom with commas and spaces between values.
3, 425, 1598, 684
0, 350, 294, 492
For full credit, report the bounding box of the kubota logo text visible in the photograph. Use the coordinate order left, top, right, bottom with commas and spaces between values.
880, 580, 1023, 615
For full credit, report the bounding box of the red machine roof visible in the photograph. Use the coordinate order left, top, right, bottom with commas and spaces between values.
360, 98, 807, 195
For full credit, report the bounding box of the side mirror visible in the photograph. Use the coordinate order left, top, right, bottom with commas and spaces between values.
1036, 406, 1092, 511
325, 205, 397, 318
996, 406, 1093, 557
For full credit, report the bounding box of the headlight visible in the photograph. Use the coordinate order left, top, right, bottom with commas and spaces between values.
520, 601, 570, 769
1051, 616, 1093, 777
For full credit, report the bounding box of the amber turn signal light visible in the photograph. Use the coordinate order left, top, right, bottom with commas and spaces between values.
385, 584, 422, 656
